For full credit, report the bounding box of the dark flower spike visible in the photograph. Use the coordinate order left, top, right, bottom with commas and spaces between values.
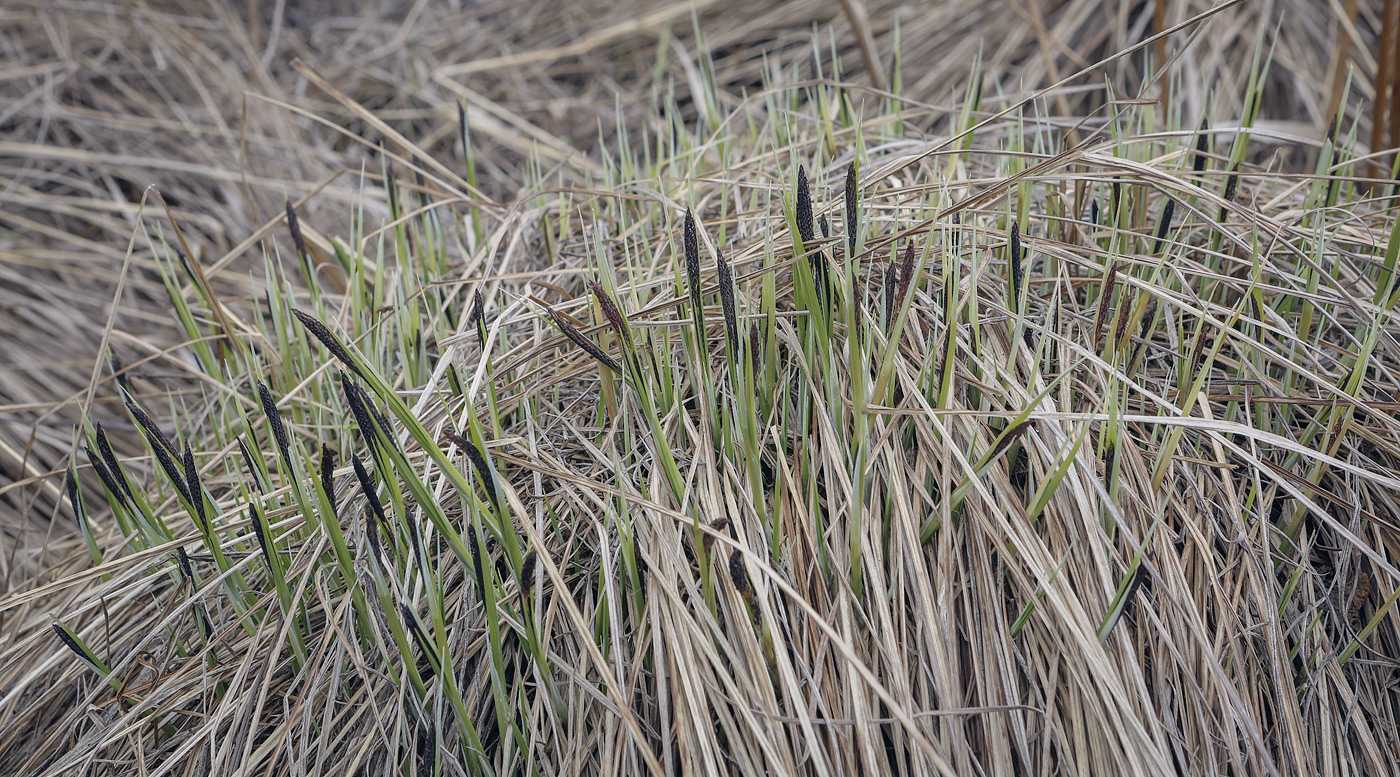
1009, 221, 1023, 310
285, 202, 308, 264
467, 527, 487, 596
716, 250, 739, 357
1093, 261, 1120, 349
291, 308, 363, 379
341, 372, 395, 450
181, 445, 208, 533
520, 550, 538, 597
884, 254, 898, 328
257, 382, 290, 461
401, 603, 439, 669
749, 321, 762, 377
52, 623, 105, 673
898, 241, 917, 309
588, 281, 634, 350
729, 551, 755, 606
110, 352, 131, 395
93, 425, 136, 505
470, 288, 487, 345
85, 444, 128, 509
844, 162, 859, 257
796, 167, 829, 301
702, 515, 731, 555
796, 166, 815, 244
351, 454, 389, 557
443, 429, 499, 505
684, 209, 704, 318
320, 444, 338, 518
236, 436, 266, 494
177, 546, 196, 585
1193, 117, 1210, 174
248, 502, 274, 569
341, 372, 378, 448
1152, 198, 1176, 255
546, 305, 623, 374
1220, 163, 1240, 222
65, 466, 85, 526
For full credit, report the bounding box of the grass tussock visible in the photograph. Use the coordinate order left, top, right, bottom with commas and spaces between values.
3, 2, 1400, 776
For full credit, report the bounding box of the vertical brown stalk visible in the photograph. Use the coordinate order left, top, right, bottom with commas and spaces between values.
1326, 0, 1360, 128
1389, 0, 1400, 170
1373, 0, 1400, 182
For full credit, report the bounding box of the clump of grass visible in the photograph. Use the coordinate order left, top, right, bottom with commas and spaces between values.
5, 7, 1400, 777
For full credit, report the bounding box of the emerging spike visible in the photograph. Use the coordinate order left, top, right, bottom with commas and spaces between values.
291, 309, 363, 379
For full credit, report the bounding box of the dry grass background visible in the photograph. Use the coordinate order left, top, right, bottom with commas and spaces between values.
1, 1, 1396, 775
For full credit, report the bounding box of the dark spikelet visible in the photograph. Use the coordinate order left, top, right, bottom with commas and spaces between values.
320, 444, 338, 518
249, 503, 274, 568
1009, 221, 1023, 310
844, 162, 859, 256
883, 256, 897, 328
194, 606, 214, 642
684, 209, 704, 314
703, 514, 731, 554
716, 250, 740, 357
350, 453, 389, 562
546, 306, 622, 373
898, 241, 917, 309
1090, 198, 1100, 226
65, 466, 85, 526
132, 411, 189, 505
589, 281, 633, 348
110, 352, 131, 395
177, 546, 196, 583
1112, 294, 1134, 352
470, 288, 487, 345
85, 444, 128, 508
285, 201, 308, 263
1193, 119, 1210, 173
385, 158, 401, 218
351, 455, 389, 545
52, 624, 101, 670
1220, 162, 1241, 222
467, 528, 487, 595
291, 308, 362, 378
94, 426, 132, 500
1111, 177, 1123, 214
729, 551, 755, 604
950, 211, 961, 250
520, 550, 538, 597
342, 373, 383, 449
749, 321, 762, 376
257, 382, 290, 459
988, 420, 1033, 460
796, 166, 815, 243
445, 429, 499, 505
1093, 262, 1119, 349
814, 213, 832, 300
401, 605, 439, 669
126, 398, 177, 458
237, 436, 266, 494
1152, 198, 1176, 255
181, 445, 207, 533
